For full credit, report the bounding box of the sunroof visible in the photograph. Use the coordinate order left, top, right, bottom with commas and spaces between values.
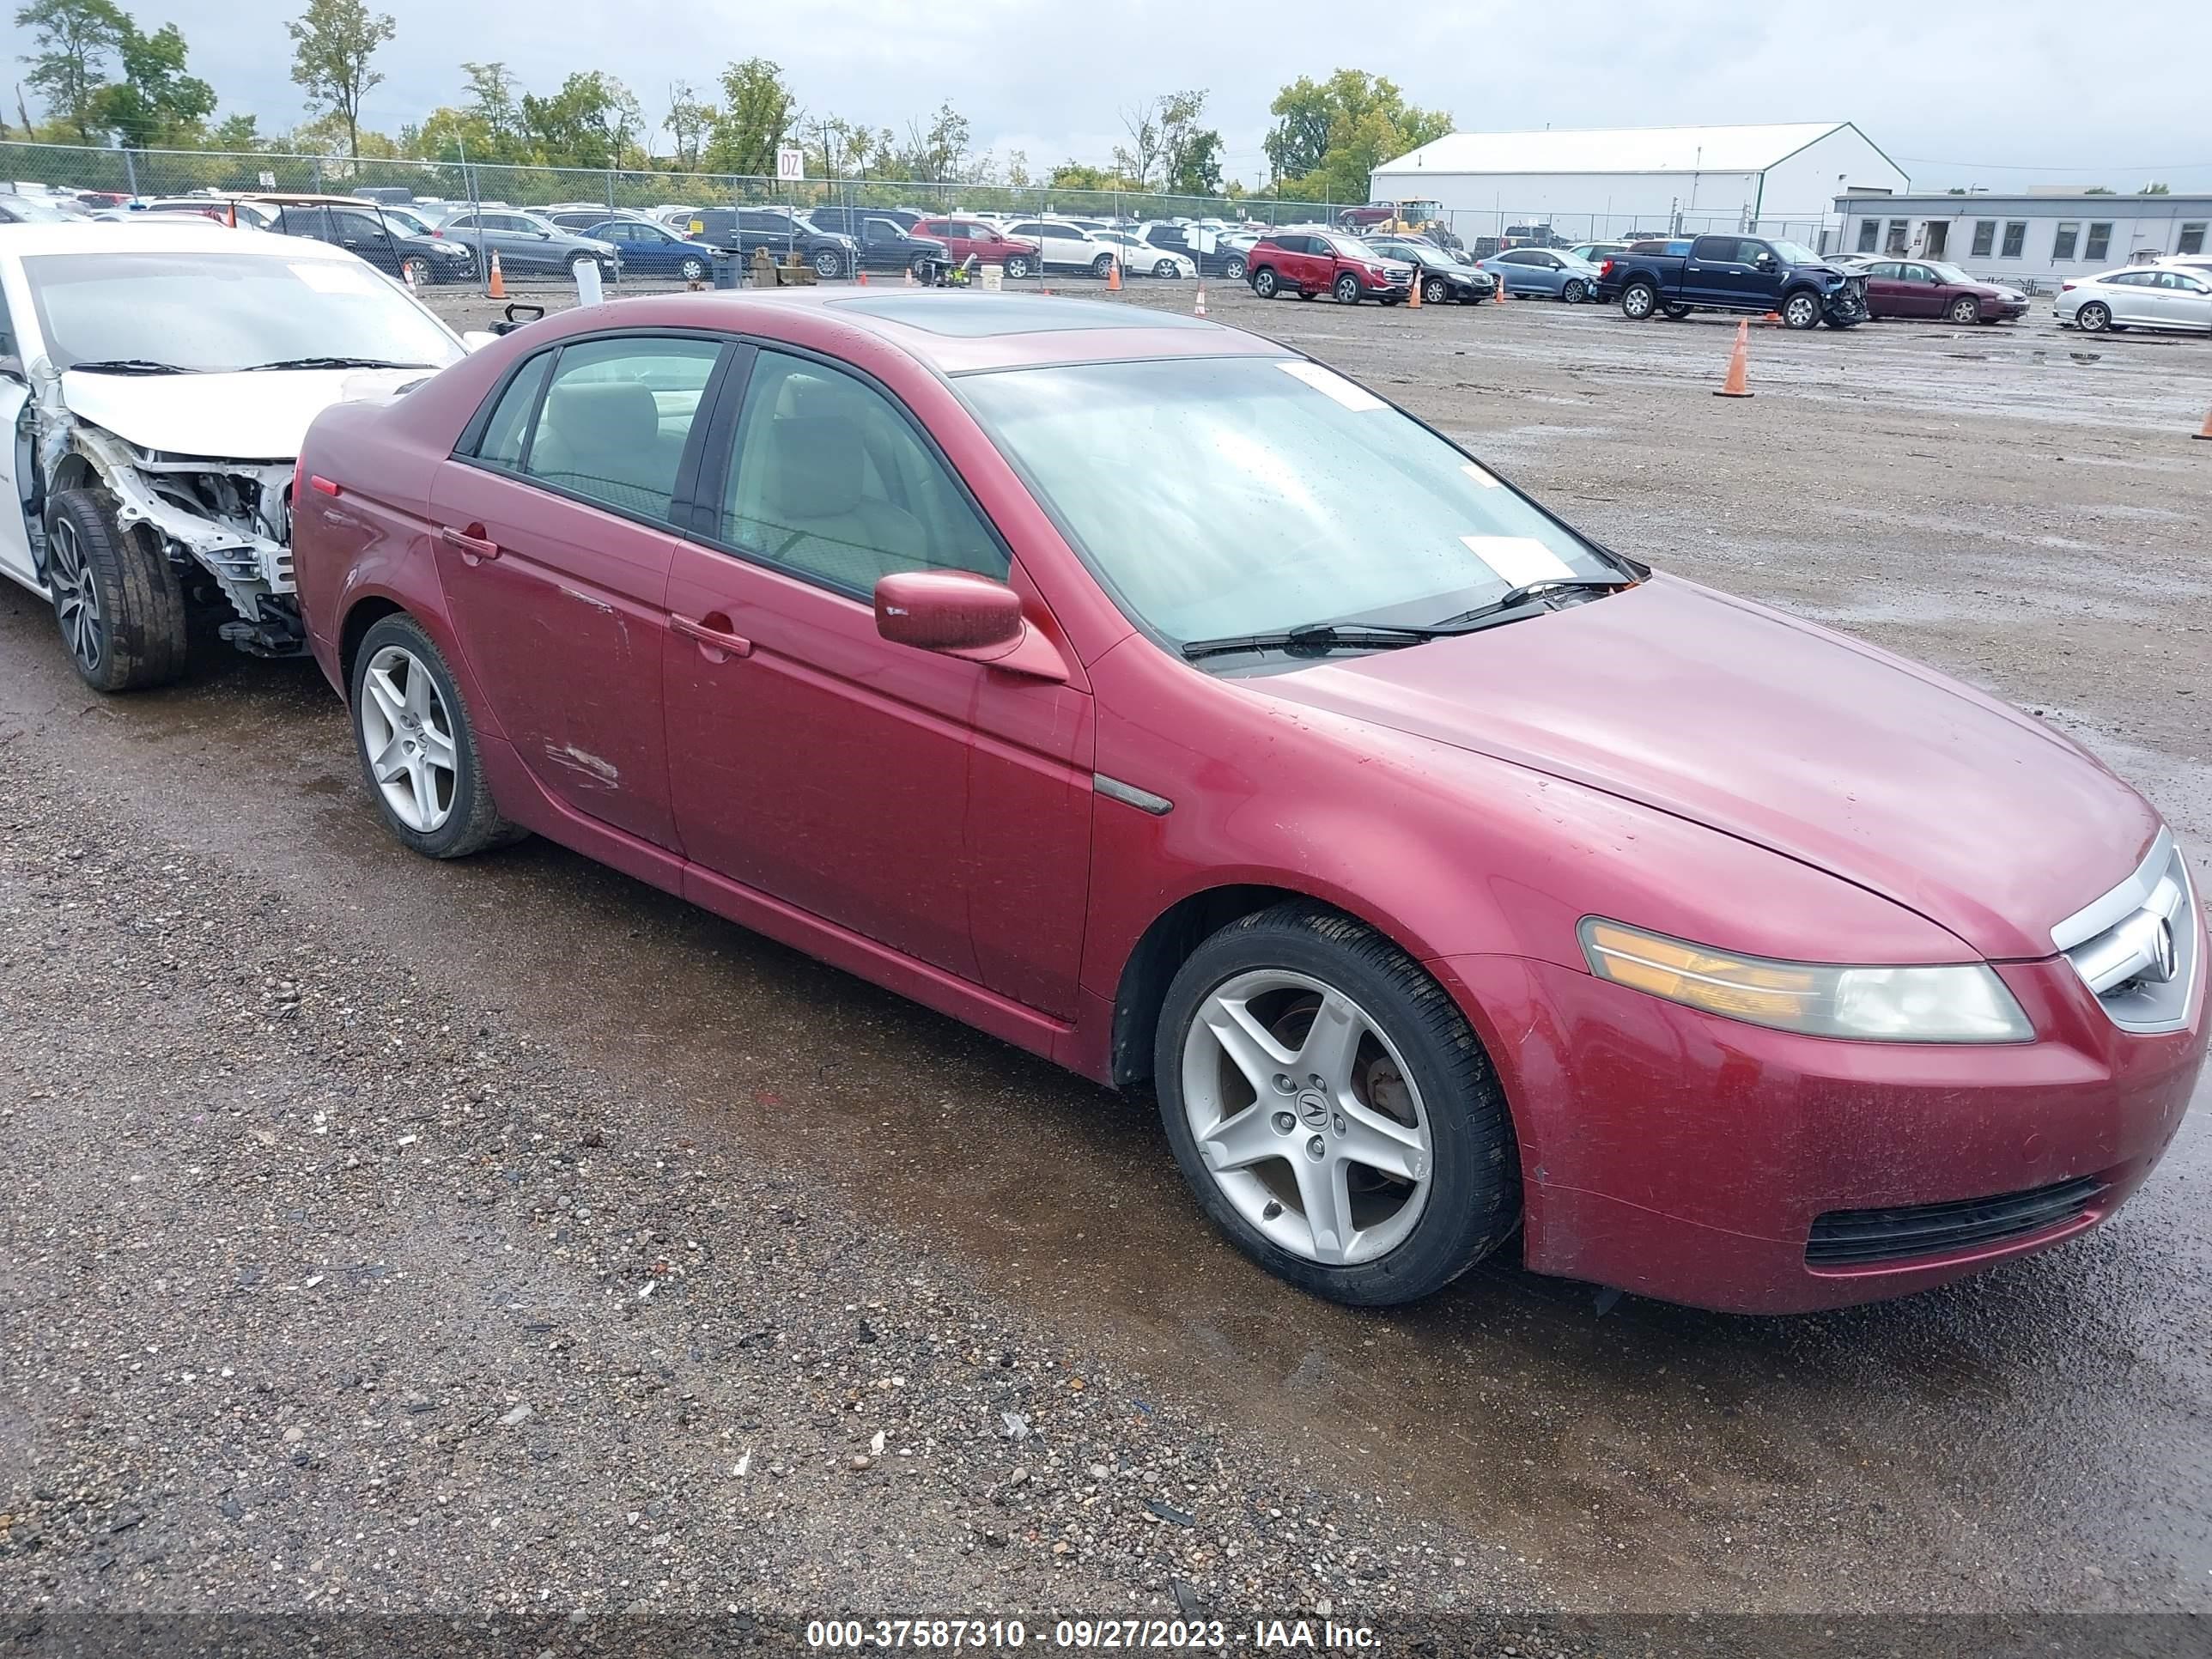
828, 293, 1220, 337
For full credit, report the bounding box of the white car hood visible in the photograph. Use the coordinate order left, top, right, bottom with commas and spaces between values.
60, 366, 431, 460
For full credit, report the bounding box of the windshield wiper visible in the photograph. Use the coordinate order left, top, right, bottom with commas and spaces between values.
240, 356, 441, 373
1182, 622, 1454, 662
1431, 578, 1634, 630
68, 358, 201, 375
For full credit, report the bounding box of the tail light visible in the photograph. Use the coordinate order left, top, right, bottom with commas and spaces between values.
2061, 282, 2075, 291
1600, 258, 1614, 276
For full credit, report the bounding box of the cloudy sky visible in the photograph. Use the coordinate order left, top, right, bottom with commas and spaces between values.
9, 0, 2211, 192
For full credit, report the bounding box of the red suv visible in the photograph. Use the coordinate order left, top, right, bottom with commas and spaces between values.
912, 217, 1040, 280
1246, 231, 1415, 304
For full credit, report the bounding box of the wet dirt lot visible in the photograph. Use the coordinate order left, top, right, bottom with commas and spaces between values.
3, 276, 2209, 1640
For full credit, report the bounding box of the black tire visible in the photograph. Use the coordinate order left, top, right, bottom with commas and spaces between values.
1002, 254, 1032, 279
1154, 902, 1520, 1307
1250, 266, 1279, 299
678, 255, 708, 283
2075, 301, 2111, 333
42, 487, 188, 693
1091, 253, 1117, 280
1153, 258, 1179, 279
1422, 276, 1449, 306
1223, 254, 1247, 282
1661, 302, 1693, 320
348, 612, 522, 860
1333, 272, 1362, 304
811, 249, 845, 279
1620, 280, 1658, 320
1563, 278, 1589, 304
1947, 295, 1981, 325
1781, 290, 1822, 330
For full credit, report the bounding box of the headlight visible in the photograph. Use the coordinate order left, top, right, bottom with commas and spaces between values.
1577, 919, 2033, 1042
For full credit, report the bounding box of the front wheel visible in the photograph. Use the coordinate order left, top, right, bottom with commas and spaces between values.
1250, 266, 1279, 299
1002, 254, 1032, 280
2075, 302, 2111, 333
1333, 272, 1363, 304
43, 488, 188, 693
1620, 281, 1657, 319
349, 614, 522, 860
811, 249, 845, 279
1155, 902, 1519, 1306
1422, 276, 1449, 305
1947, 295, 1981, 325
1781, 291, 1822, 330
1152, 258, 1179, 279
678, 255, 708, 283
1563, 278, 1589, 304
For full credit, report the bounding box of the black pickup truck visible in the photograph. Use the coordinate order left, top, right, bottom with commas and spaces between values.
1595, 234, 1868, 330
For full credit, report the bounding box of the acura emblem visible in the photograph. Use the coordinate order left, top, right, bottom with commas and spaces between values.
2147, 917, 2179, 985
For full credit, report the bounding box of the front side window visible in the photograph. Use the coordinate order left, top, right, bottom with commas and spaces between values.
720, 350, 1006, 594
2002, 221, 2027, 258
21, 249, 459, 374
520, 336, 722, 523
2084, 222, 2112, 262
959, 356, 1618, 651
1856, 219, 1880, 253
1972, 220, 1996, 258
2052, 222, 2080, 261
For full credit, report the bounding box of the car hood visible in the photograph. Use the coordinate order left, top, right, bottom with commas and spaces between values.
61, 365, 441, 459
1248, 575, 2156, 959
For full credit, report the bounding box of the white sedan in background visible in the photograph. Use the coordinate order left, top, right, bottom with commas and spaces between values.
0, 221, 478, 690
1086, 229, 1195, 278
2056, 264, 2212, 334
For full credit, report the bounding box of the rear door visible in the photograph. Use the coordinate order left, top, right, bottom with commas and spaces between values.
1859, 259, 1905, 316
430, 331, 732, 849
1682, 236, 1747, 307
663, 345, 1093, 1014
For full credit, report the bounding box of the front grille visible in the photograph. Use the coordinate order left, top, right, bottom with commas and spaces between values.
1806, 1176, 2103, 1267
2052, 830, 2200, 1035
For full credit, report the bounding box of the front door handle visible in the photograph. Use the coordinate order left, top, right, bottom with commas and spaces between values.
672, 612, 753, 659
440, 524, 500, 563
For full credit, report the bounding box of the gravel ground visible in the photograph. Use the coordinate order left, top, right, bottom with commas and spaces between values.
2, 271, 2209, 1656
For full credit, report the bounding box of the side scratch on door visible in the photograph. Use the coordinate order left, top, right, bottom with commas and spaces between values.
544, 743, 621, 788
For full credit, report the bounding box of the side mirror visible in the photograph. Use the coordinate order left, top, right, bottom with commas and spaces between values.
874, 570, 1066, 683
1755, 252, 1777, 267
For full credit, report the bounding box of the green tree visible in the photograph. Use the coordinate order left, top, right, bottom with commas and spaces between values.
91, 19, 214, 148
2140, 182, 2170, 194
1264, 70, 1449, 201
1158, 90, 1222, 195
285, 0, 394, 160
663, 79, 714, 169
14, 0, 126, 143
210, 110, 260, 150
702, 56, 795, 175
1049, 161, 1135, 191
457, 59, 526, 161
902, 100, 970, 184
520, 70, 641, 169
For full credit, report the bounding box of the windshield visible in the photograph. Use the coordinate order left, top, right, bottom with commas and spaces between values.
379, 206, 434, 236
1322, 235, 1382, 260
1926, 261, 1976, 285
22, 250, 462, 374
1, 195, 81, 222
1768, 240, 1820, 264
959, 356, 1620, 648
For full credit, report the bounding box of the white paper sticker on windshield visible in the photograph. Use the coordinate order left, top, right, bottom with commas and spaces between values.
290, 260, 380, 295
1276, 360, 1385, 411
1460, 462, 1502, 488
1462, 535, 1577, 587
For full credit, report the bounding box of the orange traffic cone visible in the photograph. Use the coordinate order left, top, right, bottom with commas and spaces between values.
1715, 319, 1753, 398
1492, 278, 1508, 306
1759, 309, 1783, 327
858, 270, 870, 286
1194, 281, 1207, 317
1105, 258, 1121, 292
1407, 273, 1421, 308
902, 264, 915, 287
487, 251, 506, 300
401, 259, 417, 292
2195, 405, 2212, 441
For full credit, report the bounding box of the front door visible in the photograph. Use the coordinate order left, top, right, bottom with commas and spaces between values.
662, 345, 1094, 1017
0, 283, 36, 587
325, 205, 404, 276
1895, 263, 1946, 318
430, 331, 731, 849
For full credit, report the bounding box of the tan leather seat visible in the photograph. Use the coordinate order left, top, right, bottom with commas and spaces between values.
732, 415, 926, 592
530, 378, 683, 518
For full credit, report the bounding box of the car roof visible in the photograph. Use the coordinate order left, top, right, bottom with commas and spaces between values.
527, 290, 1281, 377
0, 220, 362, 259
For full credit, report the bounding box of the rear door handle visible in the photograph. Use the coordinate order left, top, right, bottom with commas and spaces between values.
440, 525, 500, 563
672, 612, 753, 659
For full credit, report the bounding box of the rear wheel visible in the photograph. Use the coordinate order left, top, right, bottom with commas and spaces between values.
1224, 253, 1247, 281
1250, 266, 1279, 299
1155, 902, 1519, 1306
43, 488, 188, 693
1620, 280, 1657, 319
1947, 295, 1981, 325
1002, 253, 1032, 279
1333, 272, 1363, 304
349, 614, 521, 860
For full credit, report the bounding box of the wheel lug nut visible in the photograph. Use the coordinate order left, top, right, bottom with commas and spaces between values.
1306, 1073, 1325, 1091
1304, 1134, 1325, 1162
1332, 1114, 1346, 1136
1271, 1073, 1294, 1094
1271, 1111, 1296, 1134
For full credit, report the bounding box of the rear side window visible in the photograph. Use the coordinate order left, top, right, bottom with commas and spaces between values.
507, 336, 723, 523
473, 352, 552, 469
1690, 235, 1738, 262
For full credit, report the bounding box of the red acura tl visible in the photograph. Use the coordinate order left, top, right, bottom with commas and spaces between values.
292, 291, 2206, 1313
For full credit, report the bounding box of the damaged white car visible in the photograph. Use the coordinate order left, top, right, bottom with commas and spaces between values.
0, 221, 478, 690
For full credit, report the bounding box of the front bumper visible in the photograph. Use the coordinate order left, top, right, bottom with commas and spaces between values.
1432, 945, 2207, 1313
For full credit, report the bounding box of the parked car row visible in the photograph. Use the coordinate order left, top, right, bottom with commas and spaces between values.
3, 218, 2199, 1320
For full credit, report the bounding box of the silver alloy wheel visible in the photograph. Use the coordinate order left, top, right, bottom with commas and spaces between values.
1004, 254, 1030, 279
1181, 969, 1433, 1266
46, 514, 101, 672
1252, 268, 1276, 297
1155, 259, 1179, 279
813, 249, 842, 278
1622, 283, 1655, 319
1224, 255, 1245, 280
1948, 295, 1979, 324
1784, 292, 1819, 328
679, 256, 707, 282
1564, 278, 1587, 303
1425, 276, 1447, 304
360, 643, 459, 834
2077, 302, 2110, 333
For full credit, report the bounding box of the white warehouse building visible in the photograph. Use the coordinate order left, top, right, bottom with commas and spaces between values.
1370, 122, 1910, 246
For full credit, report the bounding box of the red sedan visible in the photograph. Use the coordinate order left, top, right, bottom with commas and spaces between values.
1850, 257, 2031, 324
911, 216, 1040, 280
291, 292, 2206, 1314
